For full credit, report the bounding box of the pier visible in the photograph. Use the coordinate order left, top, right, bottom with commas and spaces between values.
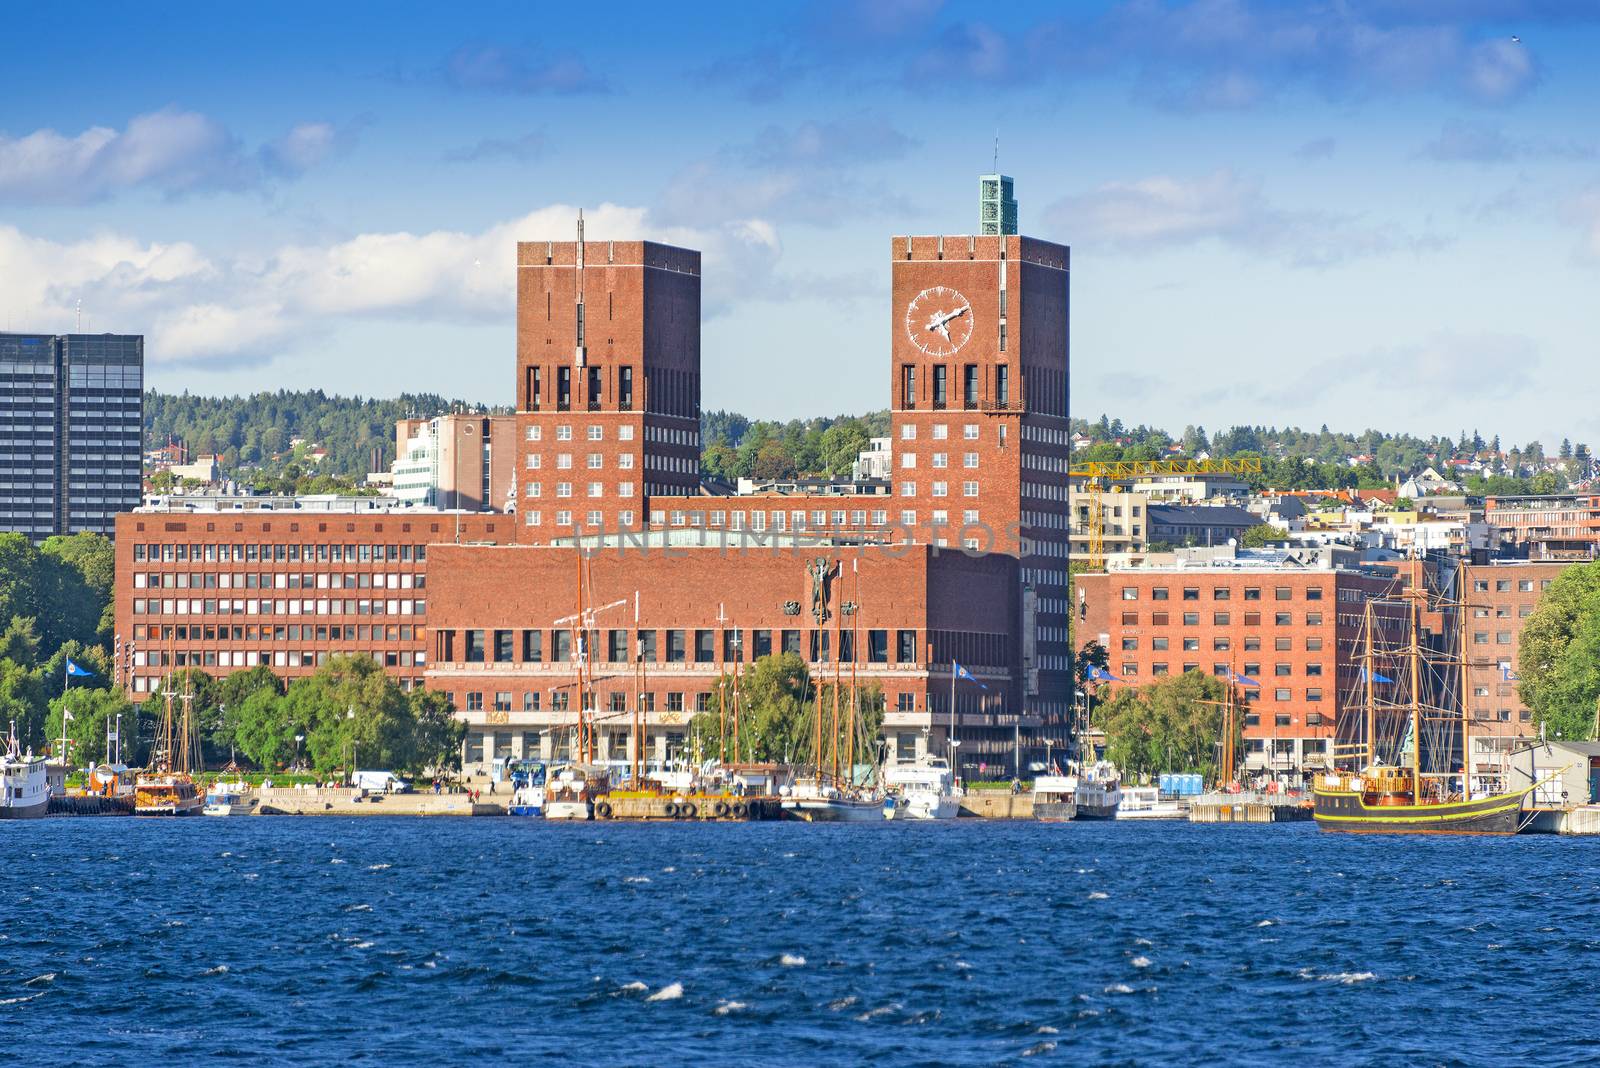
1188, 793, 1313, 823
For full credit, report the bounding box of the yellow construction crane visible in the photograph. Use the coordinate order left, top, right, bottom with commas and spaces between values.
1068, 457, 1264, 570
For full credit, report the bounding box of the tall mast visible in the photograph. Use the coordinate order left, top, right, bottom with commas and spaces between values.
716, 604, 729, 763
1364, 599, 1376, 769
633, 592, 643, 785
1457, 571, 1471, 799
1408, 594, 1422, 789
846, 557, 860, 781
830, 563, 842, 785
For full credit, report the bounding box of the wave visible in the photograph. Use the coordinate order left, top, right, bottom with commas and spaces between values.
779, 953, 806, 967
647, 982, 684, 1002
714, 1000, 747, 1015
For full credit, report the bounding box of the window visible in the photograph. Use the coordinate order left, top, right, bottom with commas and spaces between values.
1213, 612, 1230, 626
694, 629, 715, 662
1306, 587, 1323, 601
666, 630, 686, 662
901, 452, 917, 469
1306, 637, 1323, 651
1213, 587, 1231, 601
1307, 692, 1323, 705
1213, 637, 1230, 651
1121, 663, 1139, 677
1275, 587, 1292, 601
1183, 638, 1200, 651
1151, 612, 1169, 626
1182, 612, 1199, 626
1122, 587, 1140, 600
901, 423, 916, 440
1306, 663, 1323, 677
1274, 663, 1291, 677
1151, 637, 1169, 651
1274, 713, 1292, 726
1305, 612, 1323, 626
897, 630, 918, 664
931, 482, 948, 497
1152, 663, 1169, 677
1121, 612, 1139, 626
1274, 612, 1292, 626
1151, 588, 1169, 601
1182, 588, 1199, 601
900, 481, 916, 497
1275, 637, 1292, 651
964, 424, 979, 440
964, 453, 979, 468
1244, 588, 1261, 601
1274, 689, 1291, 702
1121, 637, 1138, 651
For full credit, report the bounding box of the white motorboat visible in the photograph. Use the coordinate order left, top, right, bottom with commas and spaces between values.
781, 779, 882, 822
1117, 785, 1188, 820
0, 722, 48, 820
508, 759, 548, 817
883, 756, 963, 820
203, 780, 251, 816
1031, 775, 1079, 822
1075, 761, 1122, 820
544, 765, 609, 821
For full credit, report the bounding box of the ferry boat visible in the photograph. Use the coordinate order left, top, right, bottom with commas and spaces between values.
1030, 775, 1078, 822
1075, 761, 1122, 820
0, 722, 49, 820
1313, 589, 1537, 835
508, 759, 548, 817
544, 765, 609, 821
203, 779, 251, 816
882, 756, 962, 820
1117, 785, 1187, 820
781, 779, 882, 822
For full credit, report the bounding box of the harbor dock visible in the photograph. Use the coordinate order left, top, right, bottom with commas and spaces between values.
1188, 792, 1313, 823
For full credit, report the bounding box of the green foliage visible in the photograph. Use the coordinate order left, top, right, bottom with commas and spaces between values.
45, 686, 142, 767
1239, 523, 1283, 548
225, 656, 459, 775
145, 389, 508, 483
1518, 562, 1600, 740
39, 533, 116, 643
699, 410, 888, 481
688, 652, 884, 767
1095, 670, 1236, 781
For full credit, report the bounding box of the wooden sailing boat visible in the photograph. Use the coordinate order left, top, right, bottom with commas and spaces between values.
1312, 583, 1536, 835
135, 670, 203, 816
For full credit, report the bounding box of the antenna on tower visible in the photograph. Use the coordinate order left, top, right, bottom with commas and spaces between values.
75, 298, 82, 333
993, 130, 999, 174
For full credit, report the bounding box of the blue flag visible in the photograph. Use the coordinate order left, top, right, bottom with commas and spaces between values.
954, 662, 988, 690
1228, 670, 1261, 688
65, 659, 94, 678
1086, 665, 1121, 683
1358, 666, 1394, 685
1501, 666, 1521, 682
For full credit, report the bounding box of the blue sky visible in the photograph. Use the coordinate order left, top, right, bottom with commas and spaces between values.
4, 0, 1599, 446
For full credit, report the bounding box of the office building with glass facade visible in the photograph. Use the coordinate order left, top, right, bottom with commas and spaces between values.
0, 332, 143, 539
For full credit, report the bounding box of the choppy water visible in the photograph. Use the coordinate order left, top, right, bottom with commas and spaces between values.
3, 819, 1597, 1064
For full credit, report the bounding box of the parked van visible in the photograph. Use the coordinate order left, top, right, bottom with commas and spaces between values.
351, 770, 411, 793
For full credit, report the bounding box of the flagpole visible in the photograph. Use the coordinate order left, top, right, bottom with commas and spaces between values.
949, 657, 957, 785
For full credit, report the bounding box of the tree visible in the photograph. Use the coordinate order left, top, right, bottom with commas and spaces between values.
691, 653, 817, 763
1096, 670, 1235, 781
44, 686, 139, 767
1518, 561, 1600, 740
410, 688, 465, 773
39, 533, 116, 643
1239, 523, 1283, 548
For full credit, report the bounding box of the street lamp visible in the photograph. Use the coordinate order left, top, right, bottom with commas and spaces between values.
293, 733, 304, 770
345, 706, 356, 785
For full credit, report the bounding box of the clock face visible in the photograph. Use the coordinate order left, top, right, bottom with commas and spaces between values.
904, 286, 974, 357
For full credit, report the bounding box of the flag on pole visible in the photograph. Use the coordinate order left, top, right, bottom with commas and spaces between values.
954, 662, 988, 690
1358, 666, 1395, 684
62, 708, 74, 722
1086, 665, 1121, 683
1501, 665, 1521, 682
1227, 670, 1261, 688
65, 659, 94, 678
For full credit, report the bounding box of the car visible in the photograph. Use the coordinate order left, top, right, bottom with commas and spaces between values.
351, 770, 412, 793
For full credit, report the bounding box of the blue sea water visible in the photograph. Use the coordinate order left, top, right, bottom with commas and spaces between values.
3, 819, 1598, 1065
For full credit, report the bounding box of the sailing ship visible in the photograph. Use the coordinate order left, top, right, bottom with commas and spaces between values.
1312, 584, 1537, 834
0, 721, 49, 820
135, 675, 202, 817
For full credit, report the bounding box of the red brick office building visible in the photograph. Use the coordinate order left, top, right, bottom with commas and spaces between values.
1074, 564, 1402, 778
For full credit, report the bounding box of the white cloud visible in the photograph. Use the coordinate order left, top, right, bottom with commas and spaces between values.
0, 205, 785, 365
0, 108, 355, 204
1046, 169, 1436, 267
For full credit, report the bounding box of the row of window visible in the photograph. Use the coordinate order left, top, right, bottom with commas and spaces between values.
899, 481, 981, 497
1471, 577, 1552, 593
133, 572, 421, 590
900, 423, 983, 441
137, 648, 425, 669
131, 598, 427, 617
441, 626, 926, 667
1124, 635, 1325, 654
133, 543, 429, 563
131, 623, 419, 644
1122, 585, 1323, 602
525, 452, 637, 471
1119, 611, 1326, 627
899, 452, 982, 469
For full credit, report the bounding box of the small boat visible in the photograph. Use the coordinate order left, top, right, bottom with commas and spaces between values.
1031, 775, 1078, 822
544, 765, 609, 821
1117, 785, 1188, 820
1313, 767, 1533, 835
0, 721, 49, 820
203, 779, 251, 816
1075, 762, 1122, 820
508, 759, 548, 817
883, 756, 963, 820
781, 778, 882, 822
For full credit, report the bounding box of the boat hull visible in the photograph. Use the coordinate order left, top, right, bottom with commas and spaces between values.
889, 794, 961, 821
1075, 801, 1120, 820
0, 797, 49, 819
544, 800, 593, 821
782, 799, 883, 822
1033, 800, 1078, 822
1118, 804, 1188, 820
1313, 786, 1526, 835
136, 802, 204, 817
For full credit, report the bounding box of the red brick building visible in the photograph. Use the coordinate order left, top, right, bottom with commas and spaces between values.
1074, 562, 1400, 778
114, 502, 516, 696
